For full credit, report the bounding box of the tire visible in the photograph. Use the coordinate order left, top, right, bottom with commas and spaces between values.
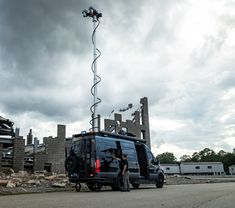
156, 174, 164, 188
117, 174, 124, 190
111, 185, 119, 191
75, 183, 81, 192
111, 175, 123, 191
87, 183, 103, 192
132, 183, 140, 189
65, 155, 78, 172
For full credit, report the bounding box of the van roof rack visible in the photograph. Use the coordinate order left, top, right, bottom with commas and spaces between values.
73, 131, 146, 144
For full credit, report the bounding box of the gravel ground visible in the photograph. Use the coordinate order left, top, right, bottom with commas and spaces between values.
1, 172, 235, 195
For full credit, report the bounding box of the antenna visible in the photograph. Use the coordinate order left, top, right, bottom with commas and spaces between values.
82, 7, 102, 132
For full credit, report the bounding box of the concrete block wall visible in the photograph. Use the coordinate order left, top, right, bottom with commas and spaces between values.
140, 97, 151, 148
13, 137, 25, 172
44, 125, 66, 173
26, 129, 33, 145
34, 153, 47, 172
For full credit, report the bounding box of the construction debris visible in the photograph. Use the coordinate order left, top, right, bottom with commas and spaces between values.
1, 169, 235, 195
0, 169, 73, 195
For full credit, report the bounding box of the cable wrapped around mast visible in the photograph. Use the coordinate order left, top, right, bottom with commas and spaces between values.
90, 19, 102, 131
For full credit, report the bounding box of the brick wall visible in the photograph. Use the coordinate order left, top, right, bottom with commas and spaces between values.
13, 137, 25, 172
44, 125, 66, 173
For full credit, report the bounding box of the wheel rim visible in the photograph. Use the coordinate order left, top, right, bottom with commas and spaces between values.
157, 175, 164, 188
75, 183, 81, 192
94, 183, 102, 191
87, 183, 102, 191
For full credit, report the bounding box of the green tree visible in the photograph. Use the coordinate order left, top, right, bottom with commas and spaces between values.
220, 153, 235, 172
191, 152, 200, 162
157, 152, 177, 164
199, 148, 217, 162
180, 154, 192, 162
217, 150, 226, 157
180, 148, 235, 173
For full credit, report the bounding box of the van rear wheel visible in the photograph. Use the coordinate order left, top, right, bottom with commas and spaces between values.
87, 183, 103, 192
75, 183, 81, 192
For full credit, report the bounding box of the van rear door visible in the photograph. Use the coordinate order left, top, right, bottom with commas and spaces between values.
71, 136, 96, 177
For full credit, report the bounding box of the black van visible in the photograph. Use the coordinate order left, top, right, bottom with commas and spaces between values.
65, 131, 164, 191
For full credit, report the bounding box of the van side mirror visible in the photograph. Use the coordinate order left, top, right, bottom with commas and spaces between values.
153, 160, 159, 166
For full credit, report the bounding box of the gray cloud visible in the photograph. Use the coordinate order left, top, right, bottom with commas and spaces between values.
0, 0, 90, 86
0, 0, 235, 158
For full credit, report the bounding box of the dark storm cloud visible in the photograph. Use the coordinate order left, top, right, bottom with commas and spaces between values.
0, 0, 90, 86
1, 0, 234, 156
0, 0, 149, 120
0, 0, 95, 119
0, 83, 93, 121
100, 0, 145, 32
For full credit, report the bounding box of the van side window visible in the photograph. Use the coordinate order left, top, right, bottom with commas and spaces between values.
96, 138, 116, 161
120, 141, 138, 162
147, 149, 157, 165
96, 137, 117, 172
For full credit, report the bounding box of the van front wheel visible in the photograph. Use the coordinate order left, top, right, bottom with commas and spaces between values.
111, 175, 123, 191
132, 183, 140, 189
87, 183, 103, 192
156, 174, 164, 188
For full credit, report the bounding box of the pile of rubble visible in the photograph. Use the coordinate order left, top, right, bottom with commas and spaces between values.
2, 169, 234, 195
164, 175, 208, 185
0, 169, 73, 195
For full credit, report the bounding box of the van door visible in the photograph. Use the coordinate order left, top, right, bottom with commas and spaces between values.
135, 143, 148, 178
120, 140, 139, 180
69, 138, 85, 175
146, 146, 159, 181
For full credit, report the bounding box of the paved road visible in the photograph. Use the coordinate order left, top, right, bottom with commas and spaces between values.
1, 183, 235, 208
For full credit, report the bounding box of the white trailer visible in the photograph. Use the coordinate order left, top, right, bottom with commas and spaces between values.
180, 162, 224, 175
160, 164, 180, 175
229, 165, 235, 175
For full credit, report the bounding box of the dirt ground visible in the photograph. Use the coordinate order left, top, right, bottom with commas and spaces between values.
1, 169, 235, 195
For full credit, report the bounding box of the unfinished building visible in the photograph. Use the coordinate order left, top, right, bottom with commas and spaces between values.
104, 97, 151, 148
0, 97, 151, 173
0, 116, 25, 172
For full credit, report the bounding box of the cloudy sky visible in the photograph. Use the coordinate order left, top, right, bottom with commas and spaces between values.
0, 0, 235, 159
